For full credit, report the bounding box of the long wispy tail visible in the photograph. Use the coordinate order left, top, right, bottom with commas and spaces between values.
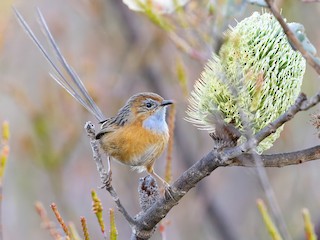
14, 8, 107, 123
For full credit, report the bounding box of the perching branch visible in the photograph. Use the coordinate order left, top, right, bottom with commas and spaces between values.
132, 145, 320, 235
128, 91, 320, 238
84, 122, 136, 226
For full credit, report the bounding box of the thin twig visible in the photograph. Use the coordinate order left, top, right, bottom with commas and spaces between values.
34, 202, 62, 240
251, 152, 291, 240
84, 122, 136, 226
236, 109, 291, 240
106, 185, 136, 226
265, 0, 320, 75
84, 122, 108, 181
231, 145, 320, 167
168, 31, 208, 62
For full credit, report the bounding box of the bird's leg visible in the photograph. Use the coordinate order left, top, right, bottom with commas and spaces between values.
149, 170, 170, 188
106, 155, 112, 181
147, 166, 175, 200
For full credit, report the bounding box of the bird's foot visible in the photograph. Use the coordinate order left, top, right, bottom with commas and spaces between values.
161, 182, 176, 201
99, 170, 112, 189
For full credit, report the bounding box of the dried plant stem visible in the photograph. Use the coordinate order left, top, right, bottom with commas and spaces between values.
35, 202, 62, 240
165, 104, 176, 183
168, 32, 207, 62
237, 109, 291, 240
50, 203, 70, 239
81, 217, 90, 240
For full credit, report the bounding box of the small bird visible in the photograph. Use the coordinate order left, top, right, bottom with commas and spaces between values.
15, 9, 173, 187
96, 92, 173, 186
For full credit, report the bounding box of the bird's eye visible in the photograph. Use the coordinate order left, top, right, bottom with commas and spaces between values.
146, 102, 153, 108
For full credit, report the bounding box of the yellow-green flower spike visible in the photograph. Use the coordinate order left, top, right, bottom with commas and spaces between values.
257, 199, 282, 240
0, 146, 9, 185
91, 190, 105, 234
109, 208, 118, 240
69, 222, 82, 240
302, 208, 317, 240
0, 121, 10, 185
1, 121, 9, 142
187, 12, 306, 152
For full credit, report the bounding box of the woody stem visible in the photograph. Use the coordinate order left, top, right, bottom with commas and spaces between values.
84, 122, 136, 226
131, 90, 320, 236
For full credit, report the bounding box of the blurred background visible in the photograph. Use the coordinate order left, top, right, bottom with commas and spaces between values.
1, 0, 320, 239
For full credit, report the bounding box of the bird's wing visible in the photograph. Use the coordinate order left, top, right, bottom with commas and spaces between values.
95, 117, 120, 139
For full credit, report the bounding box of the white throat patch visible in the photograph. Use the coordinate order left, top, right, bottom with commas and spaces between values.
142, 107, 168, 133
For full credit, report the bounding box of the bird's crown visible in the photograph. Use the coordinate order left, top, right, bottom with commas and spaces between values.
127, 92, 164, 114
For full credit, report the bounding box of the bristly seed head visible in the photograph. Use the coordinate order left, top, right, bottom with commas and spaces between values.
186, 12, 306, 153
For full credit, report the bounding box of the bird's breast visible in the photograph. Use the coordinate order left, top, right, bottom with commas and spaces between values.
99, 121, 169, 167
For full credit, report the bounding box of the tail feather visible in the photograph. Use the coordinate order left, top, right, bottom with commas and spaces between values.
14, 7, 106, 123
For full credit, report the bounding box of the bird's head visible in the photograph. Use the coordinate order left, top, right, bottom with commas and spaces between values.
119, 92, 173, 133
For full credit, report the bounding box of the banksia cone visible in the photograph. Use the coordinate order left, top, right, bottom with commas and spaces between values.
187, 12, 306, 152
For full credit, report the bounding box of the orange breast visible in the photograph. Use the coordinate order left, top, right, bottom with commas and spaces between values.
100, 122, 169, 167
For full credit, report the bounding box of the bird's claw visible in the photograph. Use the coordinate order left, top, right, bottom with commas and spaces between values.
163, 184, 176, 201
99, 171, 112, 189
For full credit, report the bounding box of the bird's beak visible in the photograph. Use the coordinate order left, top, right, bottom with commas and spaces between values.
160, 99, 174, 107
